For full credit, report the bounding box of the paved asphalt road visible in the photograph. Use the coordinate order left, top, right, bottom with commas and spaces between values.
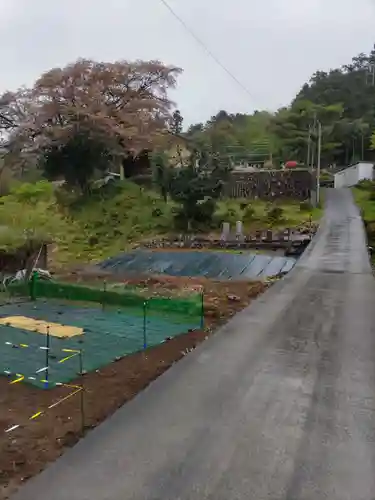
11, 189, 375, 500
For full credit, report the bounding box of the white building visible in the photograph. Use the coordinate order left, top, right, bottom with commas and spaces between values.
334, 162, 374, 188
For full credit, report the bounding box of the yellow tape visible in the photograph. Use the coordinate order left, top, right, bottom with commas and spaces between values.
56, 382, 82, 390
30, 411, 43, 420
4, 341, 79, 353
4, 341, 29, 349
48, 388, 82, 409
7, 370, 82, 388
4, 386, 83, 433
10, 374, 24, 384
58, 353, 79, 364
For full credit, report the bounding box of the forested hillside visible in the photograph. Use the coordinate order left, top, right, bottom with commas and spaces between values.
186, 44, 375, 167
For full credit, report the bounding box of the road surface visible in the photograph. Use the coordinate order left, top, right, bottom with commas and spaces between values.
11, 189, 375, 500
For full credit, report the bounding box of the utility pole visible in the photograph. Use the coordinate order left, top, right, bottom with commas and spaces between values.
366, 64, 375, 86
317, 121, 322, 205
119, 157, 125, 180
310, 113, 318, 169
306, 127, 311, 169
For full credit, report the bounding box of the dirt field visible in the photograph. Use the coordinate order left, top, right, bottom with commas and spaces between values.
0, 274, 266, 499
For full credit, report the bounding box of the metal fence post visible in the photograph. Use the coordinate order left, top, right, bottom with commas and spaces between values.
200, 288, 204, 329
29, 271, 38, 301
79, 349, 85, 435
143, 301, 147, 349
44, 325, 50, 389
102, 280, 107, 310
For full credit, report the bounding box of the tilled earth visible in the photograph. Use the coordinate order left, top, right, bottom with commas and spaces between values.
0, 273, 266, 499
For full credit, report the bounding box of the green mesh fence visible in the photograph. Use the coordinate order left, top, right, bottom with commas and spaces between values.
2, 277, 204, 389
37, 280, 203, 319
8, 278, 204, 321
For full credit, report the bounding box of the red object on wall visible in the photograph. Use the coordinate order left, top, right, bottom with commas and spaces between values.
285, 161, 298, 168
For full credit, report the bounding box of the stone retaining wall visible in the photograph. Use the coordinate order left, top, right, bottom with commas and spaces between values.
224, 169, 313, 200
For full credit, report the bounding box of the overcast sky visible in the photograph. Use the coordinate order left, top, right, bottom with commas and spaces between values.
1, 0, 375, 125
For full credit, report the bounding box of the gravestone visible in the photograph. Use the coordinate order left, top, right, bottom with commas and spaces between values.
235, 221, 244, 241
221, 222, 230, 241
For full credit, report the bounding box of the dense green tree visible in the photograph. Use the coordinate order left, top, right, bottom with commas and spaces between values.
40, 130, 113, 192
168, 109, 185, 167
170, 109, 184, 135
187, 43, 375, 167
186, 110, 274, 165
168, 151, 230, 230
151, 152, 171, 203
371, 131, 375, 150
292, 44, 375, 164
269, 101, 344, 164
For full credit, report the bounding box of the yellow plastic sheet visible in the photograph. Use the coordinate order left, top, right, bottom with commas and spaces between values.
0, 316, 83, 338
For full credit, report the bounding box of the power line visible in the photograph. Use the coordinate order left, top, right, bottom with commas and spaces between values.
158, 0, 261, 107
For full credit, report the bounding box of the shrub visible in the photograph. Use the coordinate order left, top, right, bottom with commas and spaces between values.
300, 201, 313, 212
0, 167, 15, 197
356, 179, 375, 191
152, 208, 162, 217
243, 204, 255, 222
266, 206, 284, 224
173, 198, 216, 231
213, 201, 243, 227
10, 180, 54, 204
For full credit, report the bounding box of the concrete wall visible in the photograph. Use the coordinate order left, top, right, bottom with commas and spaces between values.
334, 162, 374, 188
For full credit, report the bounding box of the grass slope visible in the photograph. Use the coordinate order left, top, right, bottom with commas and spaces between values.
215, 198, 322, 231
353, 183, 375, 262
0, 179, 322, 268
56, 182, 174, 265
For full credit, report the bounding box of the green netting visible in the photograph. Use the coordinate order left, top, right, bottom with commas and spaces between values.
2, 278, 204, 389
0, 299, 202, 389
8, 278, 203, 321
32, 280, 203, 319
